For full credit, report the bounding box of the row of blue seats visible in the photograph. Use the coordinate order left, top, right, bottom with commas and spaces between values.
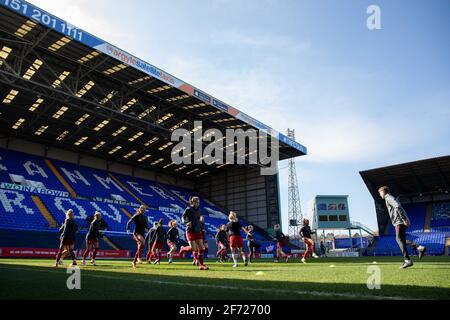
0, 147, 229, 221
0, 189, 49, 230
386, 202, 427, 235
431, 202, 450, 228
0, 188, 273, 245
0, 148, 65, 192
373, 232, 446, 256
0, 147, 272, 242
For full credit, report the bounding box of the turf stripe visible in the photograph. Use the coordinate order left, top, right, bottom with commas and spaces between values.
0, 264, 416, 300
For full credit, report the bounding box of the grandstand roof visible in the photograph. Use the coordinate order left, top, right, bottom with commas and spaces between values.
360, 156, 450, 201
0, 1, 307, 180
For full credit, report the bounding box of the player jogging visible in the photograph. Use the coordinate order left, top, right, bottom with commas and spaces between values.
167, 220, 179, 264
300, 218, 319, 263
82, 211, 104, 266
182, 196, 208, 270
273, 224, 290, 262
152, 219, 165, 265
227, 211, 249, 268
200, 216, 209, 259
246, 225, 261, 263
378, 186, 426, 269
55, 209, 78, 267
215, 224, 228, 263
145, 222, 158, 263
126, 205, 149, 269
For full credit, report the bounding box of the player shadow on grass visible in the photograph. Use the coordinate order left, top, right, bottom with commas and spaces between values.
0, 262, 449, 300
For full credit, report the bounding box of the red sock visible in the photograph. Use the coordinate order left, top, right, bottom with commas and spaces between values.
158, 253, 162, 262
82, 249, 89, 260
137, 244, 143, 259
93, 249, 98, 260
56, 248, 63, 262
199, 250, 205, 266
303, 248, 309, 259
69, 249, 76, 261
134, 244, 142, 264
193, 251, 199, 262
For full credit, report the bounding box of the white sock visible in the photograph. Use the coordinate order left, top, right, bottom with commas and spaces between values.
232, 254, 237, 264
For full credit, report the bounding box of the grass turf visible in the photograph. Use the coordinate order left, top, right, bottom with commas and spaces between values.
0, 256, 449, 300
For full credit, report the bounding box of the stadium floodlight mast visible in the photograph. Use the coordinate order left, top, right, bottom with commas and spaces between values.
170, 121, 279, 176
287, 129, 303, 238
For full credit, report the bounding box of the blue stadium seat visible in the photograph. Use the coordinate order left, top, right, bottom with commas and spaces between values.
38, 194, 134, 232
0, 148, 66, 192
431, 202, 450, 229
386, 202, 427, 235
113, 173, 186, 211
159, 182, 228, 219
0, 189, 49, 230
0, 148, 274, 249
373, 232, 446, 256
50, 159, 137, 203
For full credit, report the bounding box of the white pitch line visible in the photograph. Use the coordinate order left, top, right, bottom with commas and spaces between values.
0, 265, 415, 300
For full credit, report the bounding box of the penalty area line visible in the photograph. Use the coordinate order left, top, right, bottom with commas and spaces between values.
0, 264, 414, 300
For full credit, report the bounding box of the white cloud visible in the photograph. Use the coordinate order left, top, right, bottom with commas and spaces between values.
208, 30, 311, 55
28, 0, 130, 44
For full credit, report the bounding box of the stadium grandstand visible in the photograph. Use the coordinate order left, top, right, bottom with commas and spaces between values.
360, 156, 450, 256
0, 1, 307, 258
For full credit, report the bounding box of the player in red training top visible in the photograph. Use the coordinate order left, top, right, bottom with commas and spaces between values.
200, 216, 209, 260
226, 211, 250, 268
300, 219, 319, 263
273, 224, 290, 263
166, 220, 179, 264
145, 222, 158, 263
82, 212, 105, 266
55, 209, 78, 267
215, 224, 228, 263
152, 219, 165, 265
182, 196, 208, 270
246, 225, 261, 263
126, 205, 149, 269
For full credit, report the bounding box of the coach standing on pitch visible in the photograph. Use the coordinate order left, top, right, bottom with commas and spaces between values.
378, 186, 426, 269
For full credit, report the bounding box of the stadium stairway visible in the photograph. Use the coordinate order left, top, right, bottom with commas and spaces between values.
158, 182, 189, 206
107, 172, 146, 206
44, 159, 78, 198
102, 234, 121, 250
424, 203, 433, 232
120, 208, 133, 219
350, 221, 376, 237
31, 195, 57, 228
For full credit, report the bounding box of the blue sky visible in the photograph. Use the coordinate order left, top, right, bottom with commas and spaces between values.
31, 0, 450, 232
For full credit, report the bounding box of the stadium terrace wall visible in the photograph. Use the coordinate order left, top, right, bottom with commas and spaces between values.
197, 167, 281, 230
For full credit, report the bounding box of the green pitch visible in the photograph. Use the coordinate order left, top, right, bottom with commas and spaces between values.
1, 256, 449, 300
